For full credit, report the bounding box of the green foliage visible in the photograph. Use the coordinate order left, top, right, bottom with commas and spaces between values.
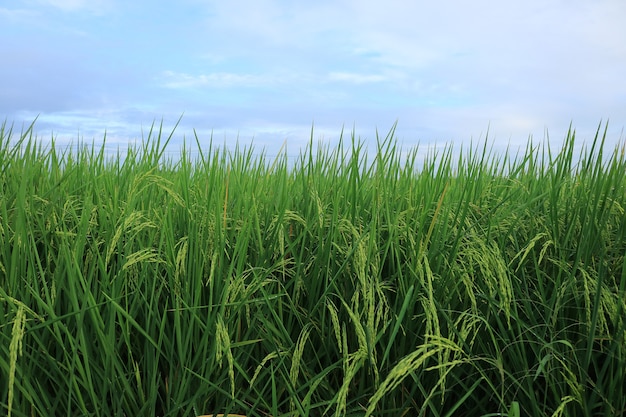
0, 120, 625, 416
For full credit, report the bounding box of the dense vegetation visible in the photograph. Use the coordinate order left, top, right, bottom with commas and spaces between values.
1, 121, 625, 416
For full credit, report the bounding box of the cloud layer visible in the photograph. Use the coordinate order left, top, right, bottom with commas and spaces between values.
1, 0, 624, 156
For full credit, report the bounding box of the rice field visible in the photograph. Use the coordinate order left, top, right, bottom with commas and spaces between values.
1, 120, 625, 416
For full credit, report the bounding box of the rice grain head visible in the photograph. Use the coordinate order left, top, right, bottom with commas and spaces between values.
8, 304, 27, 417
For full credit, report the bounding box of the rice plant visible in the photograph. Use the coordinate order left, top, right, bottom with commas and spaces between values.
0, 119, 624, 416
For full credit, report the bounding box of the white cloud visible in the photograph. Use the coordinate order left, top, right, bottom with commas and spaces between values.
328, 72, 388, 84
41, 0, 85, 10
159, 71, 281, 89
204, 0, 352, 48
0, 7, 37, 20
35, 0, 112, 13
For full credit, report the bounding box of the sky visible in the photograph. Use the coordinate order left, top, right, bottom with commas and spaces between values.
1, 0, 625, 160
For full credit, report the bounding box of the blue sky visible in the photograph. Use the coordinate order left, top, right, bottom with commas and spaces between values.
1, 0, 625, 158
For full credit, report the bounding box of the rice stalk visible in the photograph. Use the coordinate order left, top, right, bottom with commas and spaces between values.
7, 304, 26, 417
